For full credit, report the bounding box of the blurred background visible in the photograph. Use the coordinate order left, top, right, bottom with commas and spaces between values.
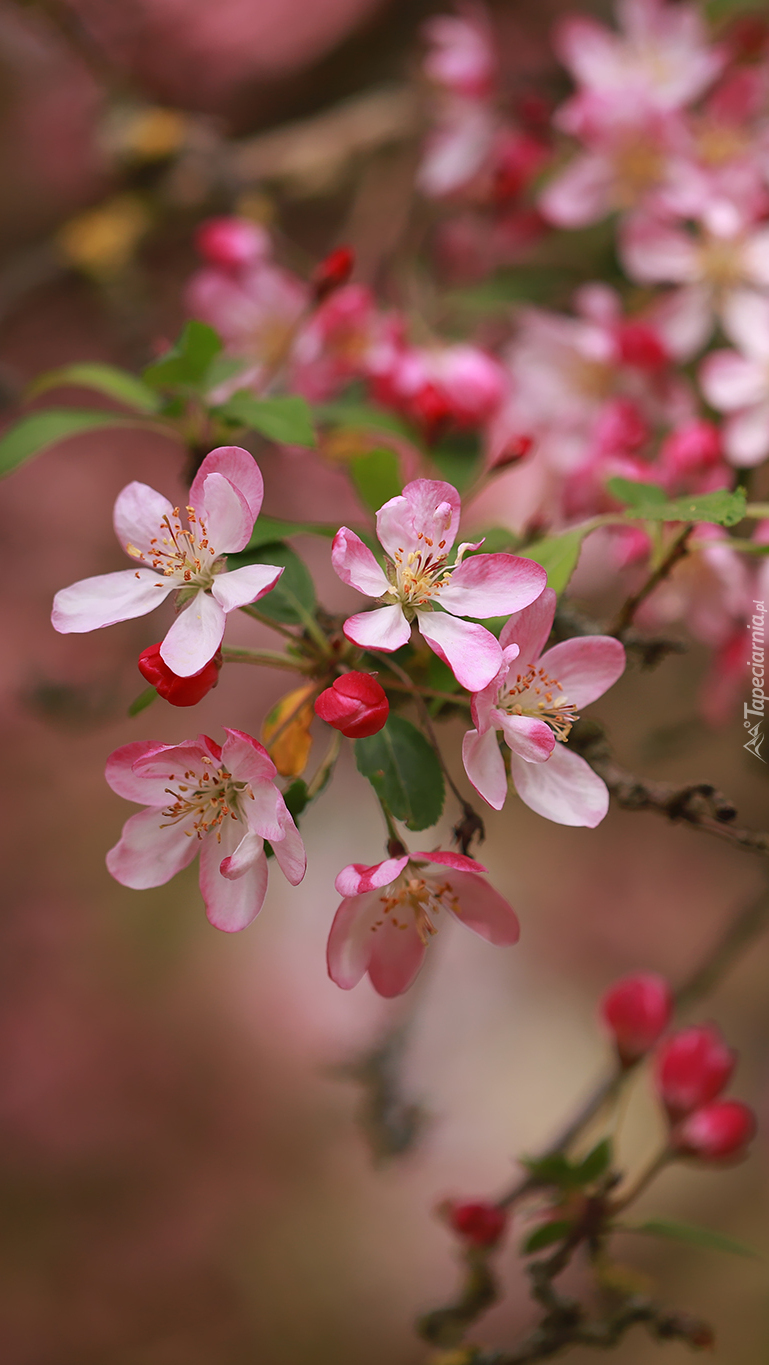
0, 0, 767, 1361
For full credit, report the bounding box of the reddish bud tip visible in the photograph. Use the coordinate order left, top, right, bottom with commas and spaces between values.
314, 672, 389, 739
490, 433, 534, 469
138, 643, 222, 707
410, 381, 453, 442
195, 216, 269, 270
446, 1200, 508, 1248
671, 1099, 757, 1162
654, 1024, 736, 1122
600, 972, 673, 1066
617, 321, 668, 371
312, 246, 355, 301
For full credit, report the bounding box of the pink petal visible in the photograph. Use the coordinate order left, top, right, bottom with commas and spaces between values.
376, 479, 461, 560
723, 403, 769, 467
721, 289, 769, 360
700, 351, 768, 412
510, 744, 609, 827
220, 828, 264, 879
326, 890, 385, 989
197, 470, 252, 554
331, 528, 390, 597
537, 635, 626, 706
539, 153, 614, 229
554, 15, 623, 88
189, 446, 263, 523
417, 850, 488, 874
241, 781, 284, 842
105, 740, 180, 805
620, 215, 698, 285
132, 737, 215, 785
52, 569, 173, 633
160, 591, 226, 677
199, 820, 268, 931
113, 481, 174, 561
462, 726, 508, 810
500, 714, 556, 762
438, 553, 546, 619
367, 919, 427, 998
649, 284, 713, 361
442, 869, 520, 946
344, 604, 411, 652
106, 806, 198, 889
221, 729, 276, 784
211, 562, 284, 612
744, 227, 769, 290
416, 610, 502, 691
271, 803, 306, 886
500, 586, 556, 662
335, 857, 408, 896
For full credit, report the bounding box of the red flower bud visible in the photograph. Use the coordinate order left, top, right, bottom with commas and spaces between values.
410, 382, 453, 443
314, 672, 389, 738
312, 246, 355, 301
446, 1200, 508, 1248
138, 643, 222, 707
654, 1024, 736, 1121
616, 321, 668, 371
489, 433, 534, 469
671, 1100, 757, 1162
195, 216, 269, 270
600, 972, 673, 1065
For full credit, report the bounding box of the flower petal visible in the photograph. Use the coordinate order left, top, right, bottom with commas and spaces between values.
160, 591, 226, 676
721, 288, 769, 360
416, 850, 488, 873
537, 635, 626, 706
368, 919, 427, 997
723, 402, 769, 467
438, 553, 546, 618
199, 819, 268, 931
416, 610, 502, 691
221, 728, 277, 784
620, 215, 698, 285
462, 726, 508, 810
52, 569, 173, 633
197, 470, 252, 553
211, 562, 284, 613
113, 481, 174, 561
326, 890, 384, 989
500, 714, 556, 762
271, 802, 307, 886
106, 806, 198, 889
344, 603, 411, 651
510, 744, 609, 826
189, 446, 264, 523
700, 351, 768, 412
220, 828, 264, 879
335, 857, 408, 896
376, 479, 461, 560
331, 528, 390, 597
443, 870, 520, 945
499, 587, 556, 662
105, 740, 181, 805
539, 152, 614, 229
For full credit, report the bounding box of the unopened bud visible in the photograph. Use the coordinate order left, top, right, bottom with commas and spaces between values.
312, 246, 355, 301
444, 1200, 508, 1248
600, 972, 673, 1066
314, 672, 389, 739
654, 1024, 735, 1121
195, 216, 269, 270
138, 643, 221, 707
490, 433, 534, 469
671, 1099, 756, 1162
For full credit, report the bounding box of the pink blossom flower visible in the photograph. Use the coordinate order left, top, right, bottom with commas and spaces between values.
462, 588, 626, 825
422, 9, 496, 99
671, 1099, 756, 1162
332, 479, 546, 691
417, 96, 497, 198
105, 730, 306, 932
700, 290, 769, 466
327, 850, 519, 996
194, 216, 271, 271
186, 258, 309, 393
52, 447, 283, 677
374, 343, 506, 432
290, 283, 378, 401
637, 523, 752, 649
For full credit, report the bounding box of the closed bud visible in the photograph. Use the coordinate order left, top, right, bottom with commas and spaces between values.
312, 246, 355, 301
600, 972, 673, 1065
195, 216, 269, 270
654, 1024, 736, 1121
489, 433, 534, 469
444, 1200, 508, 1248
314, 672, 389, 739
138, 643, 221, 707
671, 1099, 756, 1162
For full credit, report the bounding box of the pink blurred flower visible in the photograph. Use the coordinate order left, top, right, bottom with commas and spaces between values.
332, 478, 546, 691
462, 588, 625, 825
327, 850, 519, 996
445, 1199, 508, 1247
186, 259, 309, 393
52, 447, 283, 676
106, 729, 306, 932
418, 96, 498, 198
194, 216, 271, 271
290, 283, 378, 400
599, 972, 673, 1064
671, 1099, 757, 1161
637, 523, 752, 649
374, 343, 506, 433
422, 8, 496, 99
657, 418, 727, 491
700, 290, 769, 466
654, 1023, 736, 1120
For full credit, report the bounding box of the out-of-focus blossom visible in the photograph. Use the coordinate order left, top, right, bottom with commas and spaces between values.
657, 419, 728, 492
422, 9, 496, 99
311, 245, 355, 301
138, 641, 222, 706
332, 479, 546, 691
638, 524, 752, 651
327, 851, 519, 996
290, 283, 377, 401
314, 672, 389, 738
462, 588, 625, 825
106, 729, 305, 931
671, 1100, 757, 1162
700, 290, 769, 466
541, 107, 680, 228
418, 97, 498, 199
187, 258, 309, 393
194, 216, 271, 270
372, 343, 506, 436
654, 1024, 736, 1120
53, 448, 283, 676
444, 1199, 508, 1247
600, 972, 673, 1064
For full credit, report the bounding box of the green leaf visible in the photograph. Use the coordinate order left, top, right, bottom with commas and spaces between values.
244, 515, 337, 550
282, 778, 310, 821
354, 715, 445, 831
606, 476, 668, 508
575, 1138, 613, 1184
468, 527, 520, 555
621, 1219, 760, 1260
128, 686, 157, 716
219, 392, 315, 447
608, 478, 747, 527
143, 321, 222, 390
234, 541, 316, 626
317, 400, 412, 438
350, 447, 402, 512
0, 408, 154, 478
524, 530, 585, 595
26, 363, 162, 413
430, 431, 482, 493
522, 1220, 574, 1254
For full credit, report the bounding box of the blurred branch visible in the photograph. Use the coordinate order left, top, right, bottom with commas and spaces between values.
609, 526, 693, 638
335, 1017, 427, 1162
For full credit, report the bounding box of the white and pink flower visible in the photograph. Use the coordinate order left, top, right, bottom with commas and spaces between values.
52, 447, 283, 677
186, 258, 309, 394
331, 478, 546, 691
462, 588, 626, 825
106, 729, 306, 932
327, 850, 519, 997
699, 289, 769, 466
422, 8, 496, 100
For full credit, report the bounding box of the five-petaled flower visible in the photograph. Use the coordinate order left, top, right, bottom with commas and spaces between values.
331, 479, 546, 692
462, 588, 626, 825
327, 850, 520, 997
52, 447, 283, 677
105, 729, 306, 931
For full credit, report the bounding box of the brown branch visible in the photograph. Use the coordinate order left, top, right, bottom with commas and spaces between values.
609, 526, 693, 637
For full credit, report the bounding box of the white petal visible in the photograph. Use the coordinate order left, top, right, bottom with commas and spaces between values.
510, 744, 609, 827
160, 591, 226, 676
344, 604, 411, 651
113, 481, 174, 561
211, 563, 283, 612
198, 470, 253, 553
52, 569, 172, 633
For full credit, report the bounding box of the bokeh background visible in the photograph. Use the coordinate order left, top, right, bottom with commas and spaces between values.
0, 0, 767, 1361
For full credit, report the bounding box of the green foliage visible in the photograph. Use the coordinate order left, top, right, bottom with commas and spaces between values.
350, 447, 402, 512
143, 320, 222, 390
607, 477, 747, 527
0, 409, 153, 478
282, 778, 310, 821
317, 399, 412, 439
233, 541, 316, 626
622, 1219, 760, 1259
430, 431, 482, 492
26, 363, 161, 413
522, 1220, 574, 1255
355, 715, 445, 831
524, 530, 585, 595
244, 515, 336, 550
522, 1139, 614, 1191
218, 391, 316, 447
127, 686, 157, 716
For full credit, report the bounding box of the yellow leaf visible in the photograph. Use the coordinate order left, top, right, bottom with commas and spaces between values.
262, 685, 315, 778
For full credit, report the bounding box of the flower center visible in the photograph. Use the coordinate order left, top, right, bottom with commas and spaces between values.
127, 506, 220, 588
611, 134, 665, 208
370, 875, 460, 945
389, 530, 452, 610
499, 664, 579, 741
160, 756, 253, 840
697, 234, 744, 291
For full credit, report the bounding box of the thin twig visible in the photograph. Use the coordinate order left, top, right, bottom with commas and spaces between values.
609, 526, 693, 637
